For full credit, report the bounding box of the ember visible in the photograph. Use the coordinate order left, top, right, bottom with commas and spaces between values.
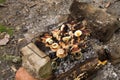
36, 19, 90, 62
33, 18, 93, 80
33, 16, 113, 80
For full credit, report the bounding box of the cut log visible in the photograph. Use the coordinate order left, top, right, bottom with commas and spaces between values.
21, 43, 52, 80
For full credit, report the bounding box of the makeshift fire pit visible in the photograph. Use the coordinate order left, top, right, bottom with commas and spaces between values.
19, 1, 120, 80
36, 18, 90, 63
33, 17, 109, 80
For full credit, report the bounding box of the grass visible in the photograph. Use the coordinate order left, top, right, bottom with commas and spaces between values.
0, 54, 21, 61
0, 0, 6, 3
0, 24, 14, 35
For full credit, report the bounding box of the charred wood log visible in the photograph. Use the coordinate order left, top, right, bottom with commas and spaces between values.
69, 0, 120, 42
53, 58, 107, 80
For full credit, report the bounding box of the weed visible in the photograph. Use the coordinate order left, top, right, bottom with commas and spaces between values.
0, 24, 14, 35
0, 0, 6, 3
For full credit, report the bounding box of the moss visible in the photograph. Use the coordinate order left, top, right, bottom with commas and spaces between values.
39, 61, 52, 79
0, 24, 14, 36
0, 0, 6, 3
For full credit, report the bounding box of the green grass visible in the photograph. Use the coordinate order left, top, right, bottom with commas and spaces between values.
0, 0, 6, 3
0, 24, 14, 35
0, 54, 21, 62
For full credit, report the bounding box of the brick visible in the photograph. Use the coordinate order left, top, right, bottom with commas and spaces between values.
15, 67, 38, 80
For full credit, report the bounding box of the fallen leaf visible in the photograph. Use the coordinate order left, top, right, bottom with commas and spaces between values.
11, 65, 17, 72
0, 33, 10, 45
105, 2, 111, 8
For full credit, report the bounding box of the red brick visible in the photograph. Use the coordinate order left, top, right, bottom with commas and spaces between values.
15, 67, 38, 80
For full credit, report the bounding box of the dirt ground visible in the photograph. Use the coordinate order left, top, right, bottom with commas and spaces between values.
0, 0, 120, 80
